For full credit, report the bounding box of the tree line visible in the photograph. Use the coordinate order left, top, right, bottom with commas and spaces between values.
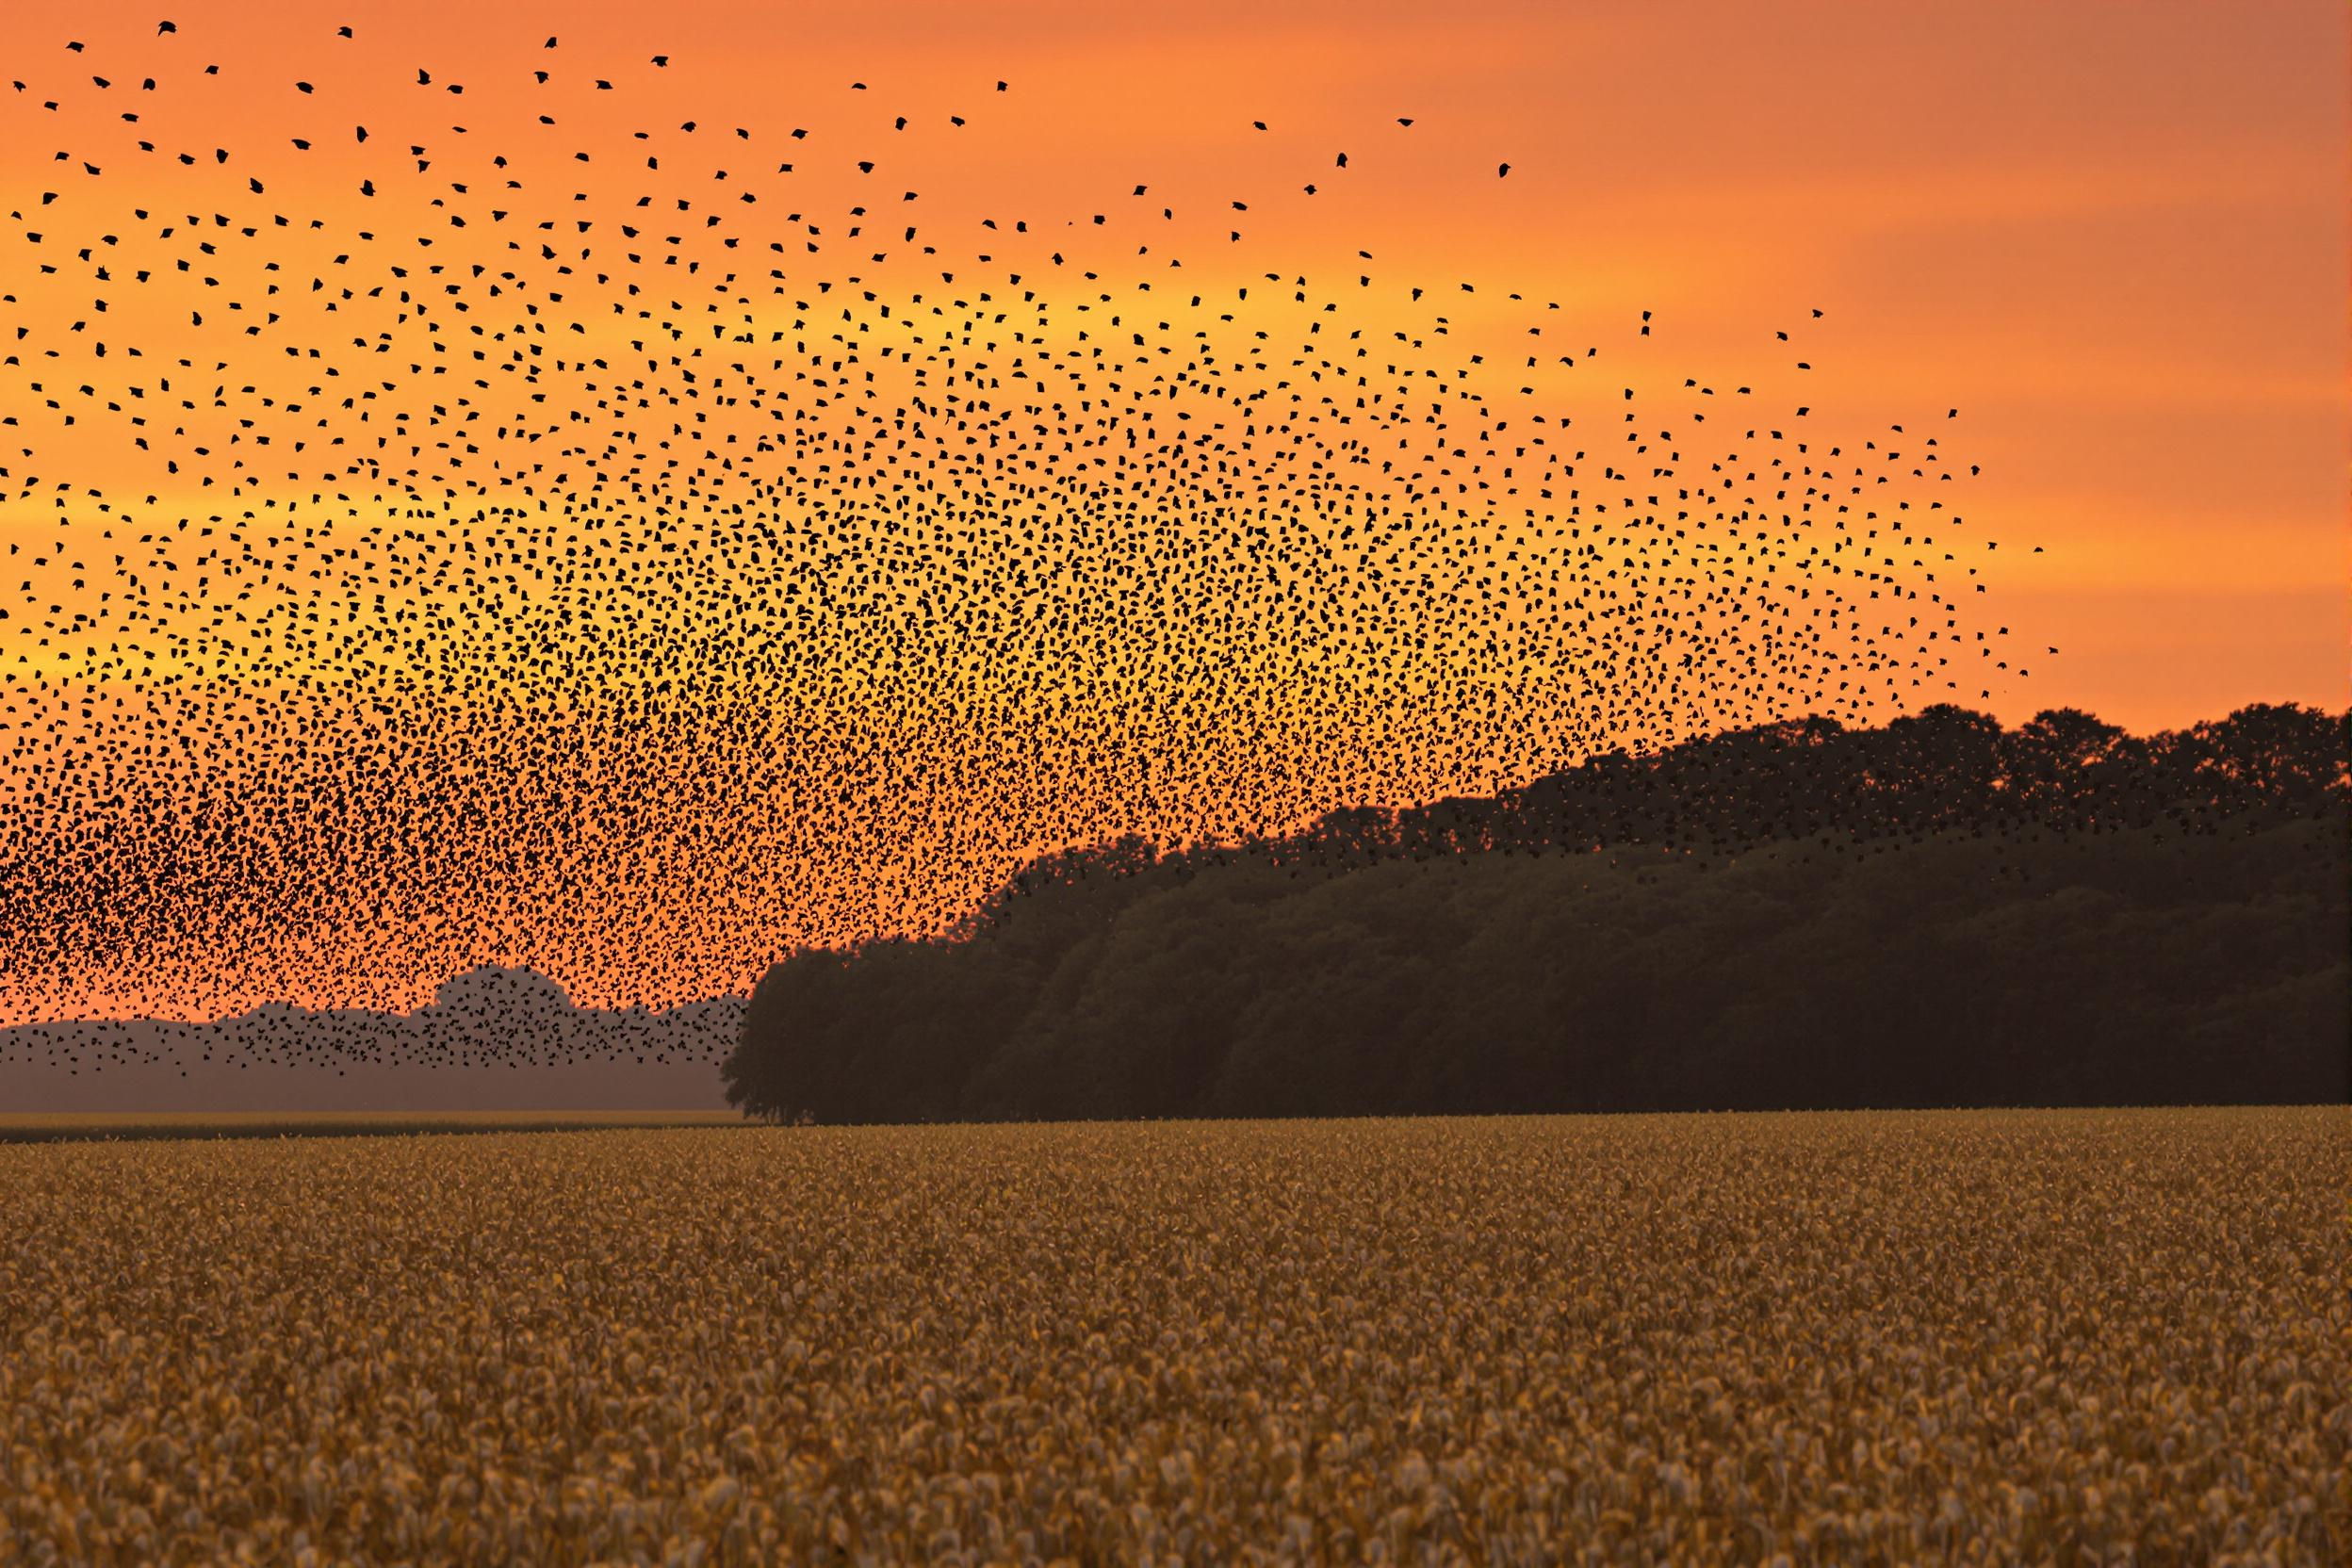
724, 703, 2349, 1122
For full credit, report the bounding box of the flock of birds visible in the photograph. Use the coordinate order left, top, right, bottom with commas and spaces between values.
0, 19, 2029, 1077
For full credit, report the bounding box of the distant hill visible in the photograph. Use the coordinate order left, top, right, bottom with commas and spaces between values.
725, 703, 2350, 1123
1, 966, 742, 1114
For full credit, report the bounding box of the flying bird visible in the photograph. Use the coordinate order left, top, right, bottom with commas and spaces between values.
0, 16, 2037, 1068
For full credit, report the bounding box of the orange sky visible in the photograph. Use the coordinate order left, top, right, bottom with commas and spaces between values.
2, 0, 2344, 1021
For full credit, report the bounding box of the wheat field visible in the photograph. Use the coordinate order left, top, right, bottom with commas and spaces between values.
1, 1107, 2343, 1564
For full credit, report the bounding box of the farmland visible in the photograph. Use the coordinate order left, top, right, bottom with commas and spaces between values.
2, 1108, 2344, 1563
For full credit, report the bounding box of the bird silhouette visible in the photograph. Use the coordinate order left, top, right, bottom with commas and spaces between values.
0, 14, 2048, 1073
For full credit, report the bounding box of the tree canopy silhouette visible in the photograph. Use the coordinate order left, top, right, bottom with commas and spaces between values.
725, 704, 2350, 1122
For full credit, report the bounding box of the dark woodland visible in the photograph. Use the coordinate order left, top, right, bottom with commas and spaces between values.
725, 703, 2351, 1122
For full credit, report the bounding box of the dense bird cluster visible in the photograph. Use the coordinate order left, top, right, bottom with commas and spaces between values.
4, 20, 2018, 1062
3, 1110, 2344, 1561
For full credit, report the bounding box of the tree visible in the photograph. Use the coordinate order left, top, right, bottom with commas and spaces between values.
725, 707, 2350, 1123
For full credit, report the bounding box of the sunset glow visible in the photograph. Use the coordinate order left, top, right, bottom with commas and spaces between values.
4, 0, 2343, 1023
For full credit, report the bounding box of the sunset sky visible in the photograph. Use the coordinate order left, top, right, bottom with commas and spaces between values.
1, 0, 2344, 1023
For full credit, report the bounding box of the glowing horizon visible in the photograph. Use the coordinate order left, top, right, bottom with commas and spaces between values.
3, 0, 2343, 1023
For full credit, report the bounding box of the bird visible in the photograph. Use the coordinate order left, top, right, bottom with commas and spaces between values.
0, 14, 2056, 1082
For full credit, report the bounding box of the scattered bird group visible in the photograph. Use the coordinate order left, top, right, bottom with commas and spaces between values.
0, 19, 2026, 1074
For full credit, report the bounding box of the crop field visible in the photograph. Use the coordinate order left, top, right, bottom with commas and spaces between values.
2, 1108, 2344, 1564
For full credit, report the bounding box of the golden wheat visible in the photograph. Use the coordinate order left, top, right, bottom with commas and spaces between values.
1, 1107, 2344, 1564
